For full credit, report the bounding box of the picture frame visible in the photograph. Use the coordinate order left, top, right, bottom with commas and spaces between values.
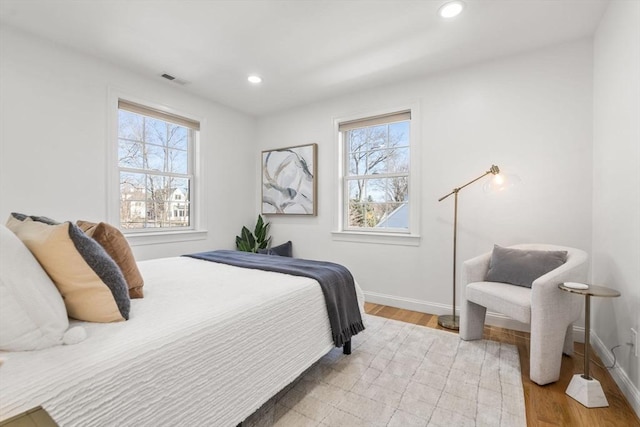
261, 143, 317, 215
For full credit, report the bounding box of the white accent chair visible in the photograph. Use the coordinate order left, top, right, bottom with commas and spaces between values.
459, 244, 588, 385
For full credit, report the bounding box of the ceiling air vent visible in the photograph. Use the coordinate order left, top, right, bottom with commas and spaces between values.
160, 73, 189, 86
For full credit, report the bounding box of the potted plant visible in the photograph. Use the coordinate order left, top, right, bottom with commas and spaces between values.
235, 215, 271, 253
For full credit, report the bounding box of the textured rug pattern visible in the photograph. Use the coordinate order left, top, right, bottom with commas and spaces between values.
244, 314, 526, 427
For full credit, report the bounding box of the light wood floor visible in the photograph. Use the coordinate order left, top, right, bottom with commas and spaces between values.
365, 303, 640, 427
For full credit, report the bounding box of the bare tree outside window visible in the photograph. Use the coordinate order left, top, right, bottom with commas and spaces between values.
118, 108, 193, 230
344, 119, 410, 230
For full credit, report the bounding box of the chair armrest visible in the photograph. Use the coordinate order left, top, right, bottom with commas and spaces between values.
463, 251, 492, 284
531, 249, 588, 294
531, 249, 588, 315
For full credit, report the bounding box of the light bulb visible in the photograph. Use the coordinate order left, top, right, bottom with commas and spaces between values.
248, 75, 262, 84
439, 1, 465, 19
483, 173, 521, 194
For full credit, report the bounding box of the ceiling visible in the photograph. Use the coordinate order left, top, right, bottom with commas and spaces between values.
0, 0, 609, 117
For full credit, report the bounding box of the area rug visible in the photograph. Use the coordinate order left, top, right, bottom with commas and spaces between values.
244, 314, 526, 427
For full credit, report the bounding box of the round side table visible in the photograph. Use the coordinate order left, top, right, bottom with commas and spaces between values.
558, 283, 620, 408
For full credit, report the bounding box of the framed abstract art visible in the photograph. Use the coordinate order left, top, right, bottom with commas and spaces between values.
261, 143, 317, 215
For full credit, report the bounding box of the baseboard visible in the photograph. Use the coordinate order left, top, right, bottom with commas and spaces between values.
573, 326, 585, 344
590, 330, 640, 419
364, 290, 531, 331
363, 291, 587, 341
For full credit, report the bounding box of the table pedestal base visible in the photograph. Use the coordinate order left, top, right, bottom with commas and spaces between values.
566, 374, 609, 408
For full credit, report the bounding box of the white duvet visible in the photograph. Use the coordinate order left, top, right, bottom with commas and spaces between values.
0, 256, 365, 426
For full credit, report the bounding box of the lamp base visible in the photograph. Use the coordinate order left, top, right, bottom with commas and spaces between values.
566, 374, 609, 408
437, 314, 460, 330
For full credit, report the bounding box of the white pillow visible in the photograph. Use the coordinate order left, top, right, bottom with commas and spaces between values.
0, 224, 72, 351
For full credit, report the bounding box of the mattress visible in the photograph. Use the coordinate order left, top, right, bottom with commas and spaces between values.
0, 256, 365, 426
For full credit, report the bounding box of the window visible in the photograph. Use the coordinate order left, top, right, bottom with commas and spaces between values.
340, 110, 412, 233
117, 100, 199, 231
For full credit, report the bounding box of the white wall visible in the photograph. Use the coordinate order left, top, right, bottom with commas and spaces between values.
0, 26, 257, 259
257, 40, 594, 322
592, 0, 640, 412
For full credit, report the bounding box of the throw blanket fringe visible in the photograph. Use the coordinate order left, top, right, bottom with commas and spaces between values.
335, 321, 366, 347
183, 250, 365, 347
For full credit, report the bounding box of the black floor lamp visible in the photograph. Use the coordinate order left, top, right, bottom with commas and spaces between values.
437, 165, 501, 330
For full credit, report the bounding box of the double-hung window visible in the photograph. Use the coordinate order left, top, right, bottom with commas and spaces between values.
117, 100, 199, 231
339, 110, 413, 234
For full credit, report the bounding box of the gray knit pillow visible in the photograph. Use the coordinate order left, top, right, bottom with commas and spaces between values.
10, 212, 59, 225
68, 223, 130, 319
486, 245, 567, 288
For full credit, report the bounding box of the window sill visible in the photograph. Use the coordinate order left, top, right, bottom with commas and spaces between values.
331, 231, 421, 246
124, 229, 208, 246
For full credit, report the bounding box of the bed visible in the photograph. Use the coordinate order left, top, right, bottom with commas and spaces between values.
0, 255, 365, 426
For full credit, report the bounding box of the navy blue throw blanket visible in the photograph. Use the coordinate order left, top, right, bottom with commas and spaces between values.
183, 250, 365, 347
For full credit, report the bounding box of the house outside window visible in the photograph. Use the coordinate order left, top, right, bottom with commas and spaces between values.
340, 110, 412, 232
117, 100, 199, 231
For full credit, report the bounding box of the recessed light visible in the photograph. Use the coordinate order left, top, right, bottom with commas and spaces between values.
248, 75, 262, 84
438, 1, 465, 19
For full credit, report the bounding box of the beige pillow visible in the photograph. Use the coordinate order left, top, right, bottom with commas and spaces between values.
6, 216, 129, 323
77, 220, 144, 298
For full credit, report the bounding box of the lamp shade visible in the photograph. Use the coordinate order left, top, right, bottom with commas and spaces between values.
483, 172, 521, 194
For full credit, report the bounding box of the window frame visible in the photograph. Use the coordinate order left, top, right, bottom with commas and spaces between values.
107, 90, 206, 246
333, 103, 421, 246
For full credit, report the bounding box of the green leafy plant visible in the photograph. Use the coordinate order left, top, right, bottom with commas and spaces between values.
235, 214, 271, 252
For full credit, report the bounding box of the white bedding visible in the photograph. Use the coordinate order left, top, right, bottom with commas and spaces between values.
0, 256, 365, 426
